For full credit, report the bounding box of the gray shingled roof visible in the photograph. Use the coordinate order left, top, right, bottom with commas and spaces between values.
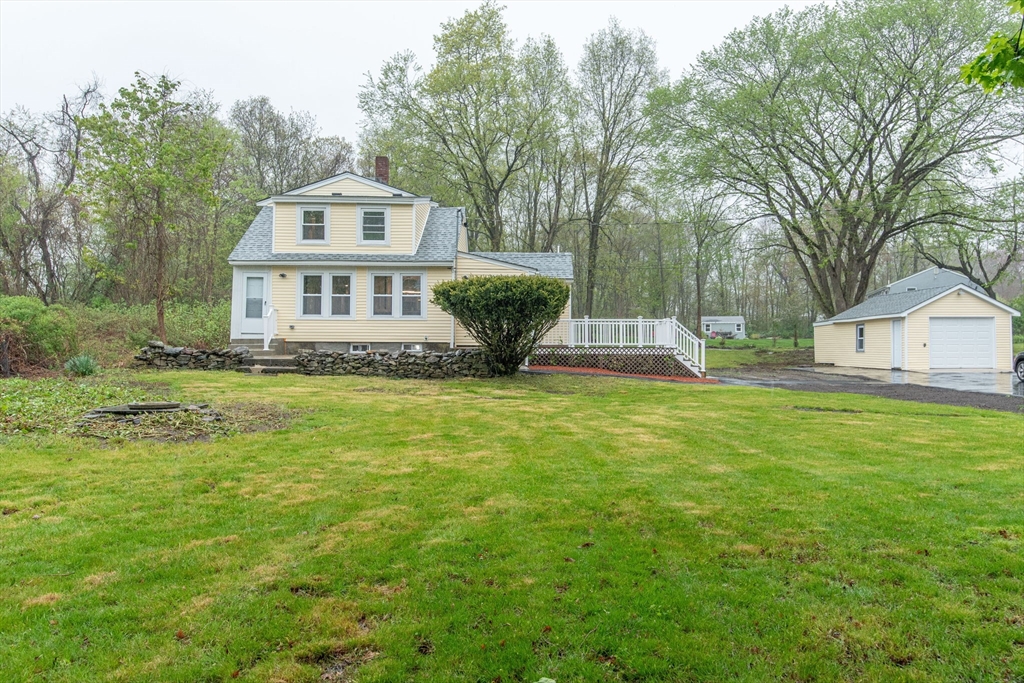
469, 252, 574, 280
825, 286, 953, 322
228, 206, 460, 264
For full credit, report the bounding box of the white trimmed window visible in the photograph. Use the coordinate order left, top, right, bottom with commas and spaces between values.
298, 272, 355, 318
855, 324, 865, 352
703, 323, 711, 333
298, 206, 329, 243
402, 343, 422, 352
358, 206, 390, 245
330, 274, 352, 316
368, 272, 425, 319
736, 323, 742, 332
350, 344, 370, 354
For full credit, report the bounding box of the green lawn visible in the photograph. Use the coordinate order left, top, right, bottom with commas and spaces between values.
2, 372, 1022, 682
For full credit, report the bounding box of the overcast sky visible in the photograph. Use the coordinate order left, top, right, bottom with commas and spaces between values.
0, 0, 822, 143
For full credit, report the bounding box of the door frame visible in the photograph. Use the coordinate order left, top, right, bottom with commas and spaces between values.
232, 268, 272, 338
891, 318, 903, 369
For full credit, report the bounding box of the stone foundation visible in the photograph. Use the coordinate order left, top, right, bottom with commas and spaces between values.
134, 341, 251, 370
296, 349, 492, 379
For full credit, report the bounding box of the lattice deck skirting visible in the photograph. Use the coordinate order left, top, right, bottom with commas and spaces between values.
530, 346, 699, 378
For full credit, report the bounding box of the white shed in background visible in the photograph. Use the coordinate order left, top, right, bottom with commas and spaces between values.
701, 316, 746, 339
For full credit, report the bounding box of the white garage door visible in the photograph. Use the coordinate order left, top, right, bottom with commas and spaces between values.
929, 317, 995, 369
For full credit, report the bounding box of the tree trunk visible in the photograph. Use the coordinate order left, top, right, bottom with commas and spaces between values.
155, 189, 168, 343
583, 220, 600, 316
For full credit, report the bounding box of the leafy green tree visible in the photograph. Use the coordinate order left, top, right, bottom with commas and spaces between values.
963, 0, 1024, 92
651, 0, 1024, 318
81, 73, 230, 341
432, 275, 569, 376
359, 2, 561, 249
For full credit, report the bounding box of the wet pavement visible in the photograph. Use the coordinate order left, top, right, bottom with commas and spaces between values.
803, 366, 1023, 397
714, 366, 1023, 413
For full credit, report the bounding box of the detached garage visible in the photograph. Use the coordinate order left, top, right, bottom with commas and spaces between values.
814, 279, 1019, 373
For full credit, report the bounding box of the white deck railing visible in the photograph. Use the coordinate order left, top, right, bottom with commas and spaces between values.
564, 316, 705, 376
263, 306, 277, 351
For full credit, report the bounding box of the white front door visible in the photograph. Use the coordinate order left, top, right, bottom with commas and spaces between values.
891, 319, 903, 369
239, 274, 267, 335
929, 317, 995, 369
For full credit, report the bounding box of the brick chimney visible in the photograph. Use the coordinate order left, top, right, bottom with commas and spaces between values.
374, 156, 390, 186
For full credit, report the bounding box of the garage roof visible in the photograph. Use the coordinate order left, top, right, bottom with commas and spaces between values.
816, 284, 1020, 325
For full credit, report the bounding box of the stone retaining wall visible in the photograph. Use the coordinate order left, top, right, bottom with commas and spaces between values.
134, 341, 251, 370
529, 346, 698, 378
297, 349, 492, 378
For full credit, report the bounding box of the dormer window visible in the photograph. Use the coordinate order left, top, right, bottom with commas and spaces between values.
358, 206, 390, 245
298, 206, 329, 243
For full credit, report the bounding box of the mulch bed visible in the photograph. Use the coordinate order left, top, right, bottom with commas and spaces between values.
525, 365, 720, 384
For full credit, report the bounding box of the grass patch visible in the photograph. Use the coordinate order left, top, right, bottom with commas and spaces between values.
0, 374, 290, 441
706, 346, 814, 369
1, 372, 1022, 681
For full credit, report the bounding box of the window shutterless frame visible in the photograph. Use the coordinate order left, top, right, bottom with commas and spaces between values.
855, 324, 865, 352
296, 271, 355, 319
357, 205, 390, 245
297, 205, 330, 244
366, 272, 426, 319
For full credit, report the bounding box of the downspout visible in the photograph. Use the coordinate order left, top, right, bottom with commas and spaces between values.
451, 209, 464, 348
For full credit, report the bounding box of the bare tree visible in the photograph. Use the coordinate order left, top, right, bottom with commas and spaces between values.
575, 19, 663, 316
230, 96, 354, 197
0, 83, 100, 302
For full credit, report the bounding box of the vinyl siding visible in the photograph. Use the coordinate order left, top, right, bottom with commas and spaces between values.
413, 203, 430, 250
904, 291, 1013, 372
455, 253, 532, 277
814, 318, 893, 369
540, 301, 572, 346
272, 202, 415, 254
297, 177, 392, 197
271, 266, 454, 343
458, 224, 469, 252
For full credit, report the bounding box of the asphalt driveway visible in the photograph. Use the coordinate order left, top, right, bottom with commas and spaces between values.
714, 366, 1024, 413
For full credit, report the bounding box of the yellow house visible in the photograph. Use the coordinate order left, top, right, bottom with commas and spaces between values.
227, 171, 573, 354
814, 271, 1020, 372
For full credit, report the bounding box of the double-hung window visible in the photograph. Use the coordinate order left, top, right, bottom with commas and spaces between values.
299, 272, 354, 318
372, 274, 393, 316
358, 206, 390, 245
369, 273, 424, 318
301, 274, 323, 315
298, 206, 329, 243
855, 324, 865, 352
736, 323, 742, 333
330, 275, 352, 316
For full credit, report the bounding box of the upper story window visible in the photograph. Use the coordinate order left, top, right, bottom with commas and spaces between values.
299, 206, 329, 243
359, 206, 390, 245
369, 272, 424, 318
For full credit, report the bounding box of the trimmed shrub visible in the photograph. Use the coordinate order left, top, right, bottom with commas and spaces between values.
432, 275, 570, 376
64, 354, 100, 377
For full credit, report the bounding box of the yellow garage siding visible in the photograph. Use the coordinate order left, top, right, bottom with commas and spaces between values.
541, 302, 572, 346
297, 177, 391, 197
814, 319, 893, 369
813, 323, 843, 364
272, 203, 415, 254
458, 225, 469, 252
270, 266, 454, 344
904, 291, 1014, 372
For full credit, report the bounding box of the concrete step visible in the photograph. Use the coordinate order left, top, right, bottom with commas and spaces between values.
235, 365, 302, 375
242, 355, 297, 367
